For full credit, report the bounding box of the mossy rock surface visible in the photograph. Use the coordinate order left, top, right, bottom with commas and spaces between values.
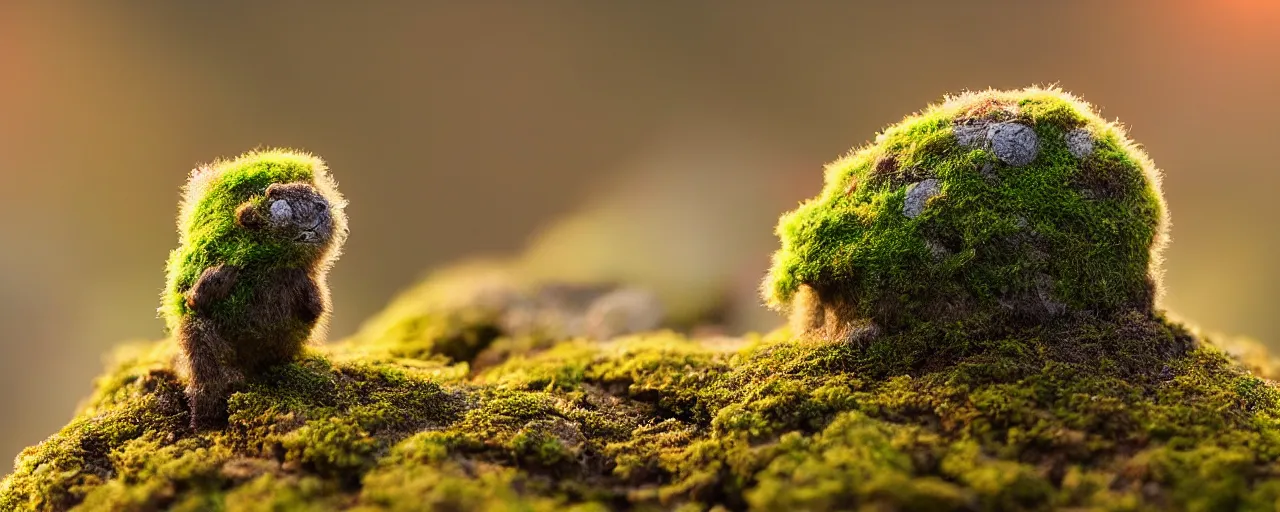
6, 89, 1277, 511
764, 87, 1167, 337
5, 264, 1280, 512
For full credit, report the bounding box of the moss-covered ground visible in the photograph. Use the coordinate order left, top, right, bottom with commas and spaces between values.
4, 265, 1280, 512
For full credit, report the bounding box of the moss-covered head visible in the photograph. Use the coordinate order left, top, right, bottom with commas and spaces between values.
160, 149, 348, 330
764, 87, 1167, 337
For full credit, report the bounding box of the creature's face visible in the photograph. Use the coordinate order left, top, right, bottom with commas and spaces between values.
236, 182, 336, 247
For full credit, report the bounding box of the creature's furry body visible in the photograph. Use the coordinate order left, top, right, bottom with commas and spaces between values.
161, 150, 347, 429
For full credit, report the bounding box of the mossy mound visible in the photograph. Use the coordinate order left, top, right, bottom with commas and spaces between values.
6, 265, 1280, 511
764, 87, 1167, 338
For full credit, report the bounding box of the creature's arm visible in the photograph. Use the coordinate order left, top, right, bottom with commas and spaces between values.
278, 267, 324, 323
185, 264, 241, 312
297, 275, 325, 323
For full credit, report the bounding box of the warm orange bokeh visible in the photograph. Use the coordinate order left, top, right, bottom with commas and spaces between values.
1197, 0, 1280, 21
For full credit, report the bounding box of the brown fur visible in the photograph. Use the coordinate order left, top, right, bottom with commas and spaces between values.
186, 264, 240, 311
789, 284, 880, 345
179, 316, 242, 428
182, 266, 327, 428
180, 182, 337, 429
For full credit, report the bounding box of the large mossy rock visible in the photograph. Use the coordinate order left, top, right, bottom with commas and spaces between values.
4, 264, 1280, 511
764, 88, 1168, 339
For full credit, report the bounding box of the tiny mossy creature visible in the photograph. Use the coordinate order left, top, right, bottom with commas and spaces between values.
764, 87, 1168, 339
159, 149, 348, 429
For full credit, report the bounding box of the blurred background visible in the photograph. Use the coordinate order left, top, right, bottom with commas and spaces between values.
1, 0, 1277, 468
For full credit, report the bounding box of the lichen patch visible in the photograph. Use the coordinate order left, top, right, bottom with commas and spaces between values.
953, 121, 991, 148
1065, 128, 1095, 159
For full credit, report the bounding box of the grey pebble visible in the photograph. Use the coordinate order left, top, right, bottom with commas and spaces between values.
903, 179, 942, 218
988, 122, 1039, 166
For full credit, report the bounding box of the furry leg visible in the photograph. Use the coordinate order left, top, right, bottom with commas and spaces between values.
179, 316, 242, 430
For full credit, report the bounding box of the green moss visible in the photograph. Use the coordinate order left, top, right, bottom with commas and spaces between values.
6, 262, 1280, 511
746, 412, 969, 510
5, 91, 1277, 511
764, 87, 1167, 338
223, 474, 344, 512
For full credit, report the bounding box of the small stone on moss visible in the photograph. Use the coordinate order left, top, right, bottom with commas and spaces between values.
988, 122, 1040, 166
903, 179, 942, 218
